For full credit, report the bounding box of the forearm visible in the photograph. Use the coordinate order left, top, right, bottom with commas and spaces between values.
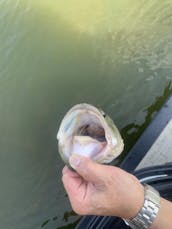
150, 198, 172, 229
122, 179, 172, 229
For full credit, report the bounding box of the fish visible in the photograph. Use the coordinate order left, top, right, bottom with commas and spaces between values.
57, 103, 124, 167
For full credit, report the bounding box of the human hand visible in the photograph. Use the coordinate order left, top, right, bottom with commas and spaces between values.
62, 154, 144, 219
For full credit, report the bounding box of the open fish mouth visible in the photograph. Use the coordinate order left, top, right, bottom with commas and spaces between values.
57, 103, 124, 167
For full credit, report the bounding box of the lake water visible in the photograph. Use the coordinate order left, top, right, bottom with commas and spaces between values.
0, 1, 172, 228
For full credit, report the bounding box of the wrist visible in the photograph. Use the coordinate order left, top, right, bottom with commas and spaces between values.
150, 198, 172, 229
124, 184, 161, 229
122, 179, 144, 219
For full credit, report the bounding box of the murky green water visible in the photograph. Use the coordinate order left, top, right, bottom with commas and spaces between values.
0, 1, 172, 228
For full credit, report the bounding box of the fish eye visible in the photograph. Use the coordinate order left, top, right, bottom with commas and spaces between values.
102, 113, 106, 118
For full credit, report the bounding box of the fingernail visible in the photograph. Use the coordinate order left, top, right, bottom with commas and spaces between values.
69, 154, 81, 169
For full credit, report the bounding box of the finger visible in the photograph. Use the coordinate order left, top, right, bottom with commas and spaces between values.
69, 154, 106, 184
62, 166, 81, 180
62, 170, 84, 196
62, 172, 89, 215
62, 165, 69, 175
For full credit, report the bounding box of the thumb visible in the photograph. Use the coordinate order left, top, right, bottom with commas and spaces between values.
69, 154, 105, 183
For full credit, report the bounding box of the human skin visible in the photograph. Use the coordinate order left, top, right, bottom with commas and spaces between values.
62, 154, 172, 228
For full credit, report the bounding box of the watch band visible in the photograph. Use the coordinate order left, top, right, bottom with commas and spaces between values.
124, 184, 160, 229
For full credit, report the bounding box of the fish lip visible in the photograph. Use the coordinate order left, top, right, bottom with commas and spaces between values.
57, 103, 124, 165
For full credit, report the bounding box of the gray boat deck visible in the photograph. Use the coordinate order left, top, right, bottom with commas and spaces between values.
137, 119, 172, 169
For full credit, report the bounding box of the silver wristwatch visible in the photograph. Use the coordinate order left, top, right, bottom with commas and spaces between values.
124, 184, 160, 229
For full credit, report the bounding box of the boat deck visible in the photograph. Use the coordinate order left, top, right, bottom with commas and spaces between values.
137, 118, 172, 169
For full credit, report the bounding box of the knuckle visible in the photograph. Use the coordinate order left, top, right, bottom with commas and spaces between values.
107, 166, 116, 175
72, 203, 87, 215
61, 174, 68, 185
91, 201, 106, 215
61, 175, 65, 183
105, 169, 115, 183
